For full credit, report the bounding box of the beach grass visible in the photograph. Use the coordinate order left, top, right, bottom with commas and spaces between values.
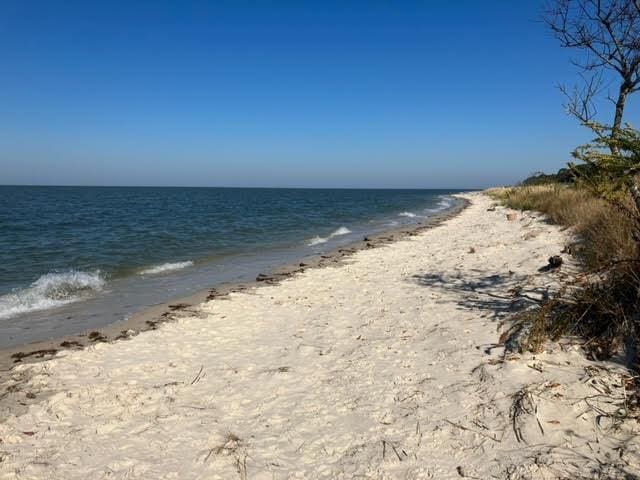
488, 184, 636, 271
489, 184, 640, 372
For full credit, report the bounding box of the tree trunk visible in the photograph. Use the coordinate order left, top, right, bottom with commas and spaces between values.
612, 85, 629, 138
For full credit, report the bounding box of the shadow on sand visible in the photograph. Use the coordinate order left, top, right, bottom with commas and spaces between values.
411, 269, 550, 320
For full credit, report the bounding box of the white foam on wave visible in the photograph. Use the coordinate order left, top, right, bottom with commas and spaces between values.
425, 196, 454, 213
399, 211, 417, 218
139, 261, 194, 275
308, 236, 328, 246
330, 226, 352, 237
0, 270, 105, 320
307, 226, 352, 246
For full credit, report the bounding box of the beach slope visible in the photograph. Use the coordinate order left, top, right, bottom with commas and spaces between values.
1, 193, 638, 479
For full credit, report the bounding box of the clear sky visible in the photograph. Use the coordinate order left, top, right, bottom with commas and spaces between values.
1, 0, 638, 188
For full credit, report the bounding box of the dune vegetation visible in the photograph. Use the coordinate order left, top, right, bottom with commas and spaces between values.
489, 177, 640, 412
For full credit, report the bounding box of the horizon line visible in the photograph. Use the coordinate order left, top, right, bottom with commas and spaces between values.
0, 184, 487, 190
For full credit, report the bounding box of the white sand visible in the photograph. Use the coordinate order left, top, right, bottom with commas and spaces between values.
1, 193, 639, 479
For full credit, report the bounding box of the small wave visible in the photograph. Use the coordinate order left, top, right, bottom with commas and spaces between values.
399, 211, 417, 218
330, 226, 351, 237
307, 226, 352, 246
425, 196, 454, 213
139, 261, 194, 275
308, 236, 328, 246
0, 270, 105, 320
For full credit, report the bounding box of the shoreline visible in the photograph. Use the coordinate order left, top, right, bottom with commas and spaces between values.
1, 192, 639, 478
0, 197, 470, 378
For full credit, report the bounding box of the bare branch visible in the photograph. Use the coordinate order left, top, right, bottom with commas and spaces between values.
545, 0, 640, 135
559, 72, 605, 129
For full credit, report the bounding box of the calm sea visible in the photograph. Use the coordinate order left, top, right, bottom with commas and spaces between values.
0, 186, 466, 347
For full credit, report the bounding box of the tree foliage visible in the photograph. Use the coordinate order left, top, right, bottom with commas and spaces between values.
572, 124, 640, 198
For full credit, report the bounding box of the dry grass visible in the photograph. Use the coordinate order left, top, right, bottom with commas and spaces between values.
488, 185, 636, 271
490, 185, 640, 376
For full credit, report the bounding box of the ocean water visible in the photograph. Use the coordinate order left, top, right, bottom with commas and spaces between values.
0, 186, 466, 347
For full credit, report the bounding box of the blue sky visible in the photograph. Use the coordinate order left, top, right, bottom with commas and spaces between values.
1, 0, 637, 188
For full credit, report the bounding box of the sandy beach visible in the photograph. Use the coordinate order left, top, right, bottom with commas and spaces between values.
1, 192, 639, 479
